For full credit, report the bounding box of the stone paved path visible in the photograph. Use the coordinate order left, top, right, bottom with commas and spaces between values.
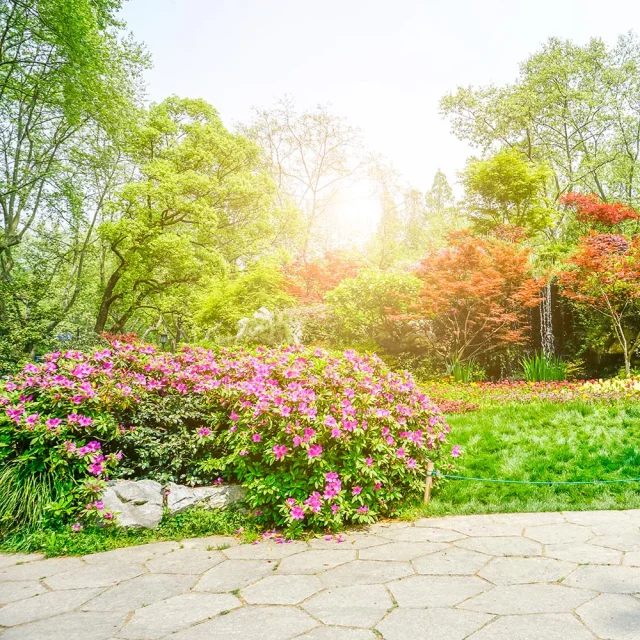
1, 510, 640, 639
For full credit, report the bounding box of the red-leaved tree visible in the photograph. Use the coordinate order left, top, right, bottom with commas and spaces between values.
282, 251, 365, 303
560, 232, 640, 376
413, 231, 535, 365
560, 192, 639, 227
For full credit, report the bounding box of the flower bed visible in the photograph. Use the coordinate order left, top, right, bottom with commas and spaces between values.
425, 377, 640, 412
0, 343, 456, 532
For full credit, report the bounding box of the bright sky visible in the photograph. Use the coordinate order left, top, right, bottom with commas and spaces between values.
119, 0, 640, 241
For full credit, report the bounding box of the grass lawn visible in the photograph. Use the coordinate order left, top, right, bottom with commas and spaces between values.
402, 400, 640, 518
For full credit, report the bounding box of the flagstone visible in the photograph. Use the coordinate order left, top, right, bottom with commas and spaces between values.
388, 575, 489, 607
302, 584, 392, 627
413, 547, 491, 575
461, 584, 595, 614
576, 593, 640, 639
478, 556, 575, 584
467, 613, 595, 639
320, 560, 413, 587
376, 607, 493, 640
241, 574, 323, 604
117, 592, 241, 639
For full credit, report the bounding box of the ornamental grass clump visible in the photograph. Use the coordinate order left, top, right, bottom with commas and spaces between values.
0, 342, 456, 532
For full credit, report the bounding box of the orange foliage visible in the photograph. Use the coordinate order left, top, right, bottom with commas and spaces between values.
560, 192, 639, 226
413, 231, 536, 362
282, 251, 365, 303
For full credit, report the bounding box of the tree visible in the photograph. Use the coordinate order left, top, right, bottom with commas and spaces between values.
198, 263, 294, 336
441, 35, 640, 206
560, 192, 639, 228
460, 149, 553, 235
282, 250, 364, 303
325, 269, 422, 350
94, 97, 283, 335
245, 98, 364, 259
559, 232, 640, 376
0, 0, 146, 278
413, 231, 535, 365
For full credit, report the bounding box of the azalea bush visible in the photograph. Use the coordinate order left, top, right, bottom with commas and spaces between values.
0, 341, 456, 532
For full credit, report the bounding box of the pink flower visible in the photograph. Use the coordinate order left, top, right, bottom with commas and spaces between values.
451, 444, 462, 458
78, 416, 93, 427
324, 415, 337, 427
293, 435, 303, 447
374, 482, 382, 491
331, 504, 340, 514
230, 411, 239, 422
365, 457, 373, 467
396, 447, 406, 458
273, 444, 288, 460
252, 433, 261, 442
197, 427, 212, 437
291, 506, 305, 520
308, 444, 323, 459
71, 522, 83, 532
352, 486, 362, 495
325, 472, 339, 481
331, 427, 342, 438
407, 458, 417, 469
357, 505, 369, 514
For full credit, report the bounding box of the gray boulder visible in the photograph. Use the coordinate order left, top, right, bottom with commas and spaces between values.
101, 479, 164, 529
165, 482, 247, 515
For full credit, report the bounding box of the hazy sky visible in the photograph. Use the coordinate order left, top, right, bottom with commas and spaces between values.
119, 0, 640, 238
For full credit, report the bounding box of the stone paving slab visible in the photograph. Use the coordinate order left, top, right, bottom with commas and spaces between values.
0, 508, 638, 639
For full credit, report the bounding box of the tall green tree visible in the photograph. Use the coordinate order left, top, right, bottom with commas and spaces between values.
0, 0, 146, 277
460, 149, 553, 235
441, 35, 640, 206
94, 97, 286, 336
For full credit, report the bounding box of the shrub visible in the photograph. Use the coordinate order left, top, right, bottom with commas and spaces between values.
0, 342, 456, 532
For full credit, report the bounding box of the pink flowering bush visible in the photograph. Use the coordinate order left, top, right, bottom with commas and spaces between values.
197, 347, 454, 529
0, 342, 456, 531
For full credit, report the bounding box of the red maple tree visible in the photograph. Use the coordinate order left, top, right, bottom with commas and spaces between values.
282, 251, 365, 303
560, 232, 640, 376
560, 192, 639, 226
413, 231, 536, 364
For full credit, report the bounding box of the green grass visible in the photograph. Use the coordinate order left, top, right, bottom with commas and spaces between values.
0, 507, 254, 558
401, 400, 640, 518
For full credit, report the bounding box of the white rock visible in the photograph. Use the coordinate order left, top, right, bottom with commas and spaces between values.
101, 480, 163, 529
165, 483, 246, 515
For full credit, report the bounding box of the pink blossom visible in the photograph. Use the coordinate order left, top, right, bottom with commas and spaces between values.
365, 457, 373, 467
451, 444, 462, 458
252, 433, 261, 442
291, 506, 305, 520
230, 411, 239, 422
273, 444, 288, 460
352, 486, 362, 495
331, 504, 341, 514
197, 427, 212, 437
308, 444, 323, 459
407, 458, 417, 469
374, 482, 382, 491
357, 505, 369, 514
